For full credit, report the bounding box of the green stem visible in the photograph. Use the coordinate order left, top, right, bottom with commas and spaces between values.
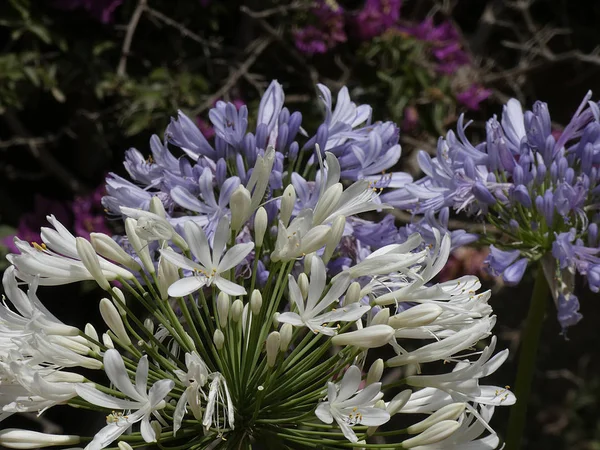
505, 266, 550, 450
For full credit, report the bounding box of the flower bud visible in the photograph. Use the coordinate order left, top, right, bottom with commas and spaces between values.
331, 325, 394, 349
90, 233, 141, 271
99, 298, 131, 346
272, 312, 280, 328
297, 273, 309, 300
279, 323, 293, 351
125, 218, 155, 274
388, 304, 443, 329
144, 318, 154, 334
213, 329, 225, 350
254, 207, 268, 247
266, 331, 281, 367
111, 287, 126, 316
118, 442, 134, 450
303, 253, 315, 274
0, 429, 80, 449
344, 282, 362, 305
84, 323, 100, 353
102, 333, 114, 349
402, 420, 461, 448
217, 292, 230, 328
250, 290, 263, 315
280, 185, 296, 227
157, 250, 180, 300
407, 403, 466, 434
387, 389, 412, 415
150, 420, 162, 441
366, 399, 387, 436
323, 215, 345, 263
230, 186, 252, 231
149, 196, 167, 218
366, 359, 384, 385
76, 237, 110, 290
230, 299, 244, 323
371, 308, 390, 326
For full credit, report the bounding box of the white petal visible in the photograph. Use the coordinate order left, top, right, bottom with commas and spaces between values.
159, 248, 204, 272
148, 379, 175, 406
168, 277, 206, 297
315, 403, 333, 424
135, 355, 149, 397
214, 277, 247, 296
337, 366, 362, 402
104, 349, 146, 402
217, 243, 254, 272
184, 221, 213, 269
140, 416, 155, 443
75, 384, 141, 410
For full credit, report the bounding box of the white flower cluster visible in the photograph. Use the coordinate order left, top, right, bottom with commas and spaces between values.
0, 149, 513, 449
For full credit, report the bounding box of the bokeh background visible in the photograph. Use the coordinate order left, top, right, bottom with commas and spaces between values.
1, 0, 600, 448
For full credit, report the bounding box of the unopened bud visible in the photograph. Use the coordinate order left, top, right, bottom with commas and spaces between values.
111, 287, 126, 316
323, 215, 345, 263
331, 325, 394, 349
280, 185, 296, 227
149, 196, 167, 218
91, 233, 141, 271
217, 292, 230, 328
371, 308, 390, 326
213, 329, 225, 350
366, 359, 384, 385
387, 390, 412, 416
144, 318, 154, 334
366, 400, 388, 436
266, 331, 281, 367
303, 253, 315, 274
118, 442, 134, 450
158, 250, 180, 300
254, 207, 268, 247
150, 420, 162, 441
297, 273, 309, 300
272, 312, 280, 328
407, 403, 466, 434
388, 304, 443, 329
0, 429, 80, 449
402, 420, 460, 448
102, 333, 114, 349
250, 290, 263, 315
344, 282, 362, 305
99, 298, 131, 346
230, 186, 252, 231
230, 299, 244, 323
84, 323, 100, 353
280, 323, 293, 351
76, 237, 110, 290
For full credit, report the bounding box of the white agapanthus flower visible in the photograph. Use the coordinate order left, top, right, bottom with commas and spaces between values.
0, 83, 514, 449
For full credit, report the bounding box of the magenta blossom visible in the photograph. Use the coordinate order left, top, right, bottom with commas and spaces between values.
354, 0, 401, 40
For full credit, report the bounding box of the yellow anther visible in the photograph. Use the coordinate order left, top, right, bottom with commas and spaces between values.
32, 242, 47, 251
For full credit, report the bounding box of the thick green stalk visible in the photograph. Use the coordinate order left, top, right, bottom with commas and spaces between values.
505, 266, 550, 450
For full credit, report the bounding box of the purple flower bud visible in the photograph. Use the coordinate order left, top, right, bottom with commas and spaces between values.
512, 185, 532, 208
278, 107, 290, 125
315, 123, 329, 152
550, 161, 558, 182
487, 172, 497, 183
276, 123, 289, 152
557, 293, 583, 330
588, 265, 600, 293
472, 182, 496, 205
513, 164, 524, 185
536, 161, 547, 184
288, 112, 303, 143
558, 157, 569, 178
565, 167, 575, 184
543, 189, 555, 227
243, 133, 257, 166
255, 124, 269, 150
582, 143, 594, 174
588, 223, 598, 247
288, 141, 299, 161
509, 219, 519, 230
215, 158, 227, 186
502, 258, 528, 285
258, 80, 284, 134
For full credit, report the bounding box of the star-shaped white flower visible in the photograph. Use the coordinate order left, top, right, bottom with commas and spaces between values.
160, 217, 253, 297
278, 256, 370, 335
76, 350, 174, 450
315, 365, 390, 443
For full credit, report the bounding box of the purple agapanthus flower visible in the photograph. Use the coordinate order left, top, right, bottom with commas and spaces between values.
393, 92, 600, 330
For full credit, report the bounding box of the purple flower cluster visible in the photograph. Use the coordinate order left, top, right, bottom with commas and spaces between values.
103, 81, 411, 280
52, 0, 123, 24
2, 185, 110, 253
293, 1, 347, 55
391, 93, 600, 330
353, 0, 402, 40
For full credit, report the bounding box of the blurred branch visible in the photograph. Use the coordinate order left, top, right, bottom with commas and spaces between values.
192, 38, 273, 115
2, 111, 84, 194
240, 2, 308, 19
145, 6, 221, 49
117, 0, 147, 77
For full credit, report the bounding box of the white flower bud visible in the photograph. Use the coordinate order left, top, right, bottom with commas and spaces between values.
388, 304, 443, 329
157, 250, 180, 300
254, 207, 268, 247
279, 323, 293, 351
0, 429, 80, 449
323, 215, 345, 263
76, 237, 110, 290
402, 420, 461, 448
118, 442, 134, 450
250, 290, 263, 316
150, 420, 162, 441
387, 389, 412, 416
279, 185, 296, 227
213, 329, 225, 350
367, 399, 387, 436
144, 318, 154, 334
230, 186, 252, 231
313, 183, 343, 225
230, 299, 244, 323
331, 325, 394, 349
90, 233, 141, 271
371, 308, 390, 326
407, 403, 466, 434
272, 312, 280, 328
99, 298, 131, 346
366, 358, 384, 385
111, 287, 126, 316
102, 333, 114, 349
125, 218, 155, 274
266, 331, 281, 367
297, 273, 309, 300
303, 252, 315, 274
344, 282, 362, 305
217, 292, 230, 328
149, 196, 167, 218
84, 323, 100, 353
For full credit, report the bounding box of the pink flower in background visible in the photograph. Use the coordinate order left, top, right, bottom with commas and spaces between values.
354, 0, 401, 40
456, 85, 492, 110
294, 1, 346, 55
72, 185, 112, 239
402, 105, 419, 131
438, 246, 491, 282
52, 0, 123, 24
